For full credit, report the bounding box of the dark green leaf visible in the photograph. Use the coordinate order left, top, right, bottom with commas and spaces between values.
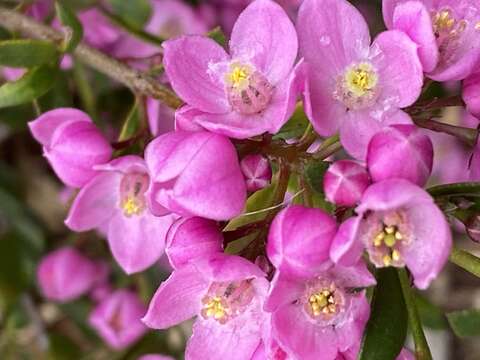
304, 159, 330, 194
118, 101, 141, 141
208, 27, 226, 47
0, 65, 58, 108
416, 294, 448, 330
273, 105, 309, 140
55, 1, 84, 53
447, 309, 480, 338
359, 268, 408, 360
0, 39, 58, 68
107, 0, 152, 29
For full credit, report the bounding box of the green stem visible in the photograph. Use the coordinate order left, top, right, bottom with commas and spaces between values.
427, 182, 480, 197
449, 247, 480, 278
72, 60, 97, 120
398, 268, 433, 360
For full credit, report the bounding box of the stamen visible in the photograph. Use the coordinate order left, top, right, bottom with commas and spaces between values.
335, 62, 379, 110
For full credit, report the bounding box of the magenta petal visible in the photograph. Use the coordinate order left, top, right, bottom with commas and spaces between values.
200, 254, 265, 282
65, 172, 121, 231
29, 108, 90, 146
186, 315, 262, 360
264, 272, 304, 312
163, 36, 230, 113
335, 292, 370, 352
372, 30, 423, 108
108, 213, 175, 274
142, 264, 208, 329
403, 202, 452, 289
463, 70, 480, 118
330, 216, 364, 267
340, 112, 383, 160
273, 304, 338, 360
175, 105, 206, 132
392, 1, 439, 72
334, 262, 376, 288
229, 0, 298, 85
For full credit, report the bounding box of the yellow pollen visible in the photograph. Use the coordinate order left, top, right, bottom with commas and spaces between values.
309, 290, 336, 316
392, 249, 401, 262
383, 254, 392, 266
345, 63, 378, 97
122, 197, 142, 216
434, 10, 455, 32
203, 297, 227, 321
226, 64, 251, 90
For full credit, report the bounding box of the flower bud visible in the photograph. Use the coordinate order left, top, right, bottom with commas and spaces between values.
240, 154, 272, 192
89, 289, 147, 350
37, 247, 100, 302
166, 217, 223, 269
367, 125, 433, 186
323, 160, 370, 206
463, 71, 480, 118
29, 108, 112, 188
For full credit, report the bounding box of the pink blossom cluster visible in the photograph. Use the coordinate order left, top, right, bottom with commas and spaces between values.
26, 0, 480, 358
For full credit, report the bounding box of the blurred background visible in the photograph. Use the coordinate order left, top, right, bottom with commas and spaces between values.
0, 0, 479, 359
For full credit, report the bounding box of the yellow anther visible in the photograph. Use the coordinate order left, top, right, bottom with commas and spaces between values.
395, 231, 403, 240
309, 289, 337, 316
374, 232, 384, 247
344, 63, 378, 97
434, 10, 455, 32
122, 197, 142, 216
392, 249, 401, 262
226, 63, 251, 90
202, 297, 228, 322
384, 233, 396, 247
385, 226, 395, 234
383, 254, 392, 267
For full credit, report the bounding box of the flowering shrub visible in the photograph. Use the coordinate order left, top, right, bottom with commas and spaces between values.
1, 0, 480, 359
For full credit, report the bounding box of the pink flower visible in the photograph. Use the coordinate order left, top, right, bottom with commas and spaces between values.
143, 254, 269, 360
240, 154, 272, 192
163, 0, 302, 139
146, 98, 176, 137
138, 355, 174, 360
65, 155, 176, 274
323, 160, 371, 207
78, 8, 122, 52
29, 108, 113, 188
367, 124, 434, 187
298, 0, 423, 159
331, 179, 452, 289
89, 289, 147, 350
37, 247, 102, 302
463, 69, 480, 118
166, 217, 224, 269
383, 0, 480, 81
145, 131, 246, 221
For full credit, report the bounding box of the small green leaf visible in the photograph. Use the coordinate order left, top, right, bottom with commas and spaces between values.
55, 1, 84, 53
208, 27, 226, 47
273, 105, 309, 140
447, 309, 480, 338
0, 65, 58, 108
304, 159, 330, 194
118, 101, 141, 141
107, 0, 152, 29
224, 185, 276, 231
359, 268, 408, 360
0, 39, 58, 68
416, 294, 448, 330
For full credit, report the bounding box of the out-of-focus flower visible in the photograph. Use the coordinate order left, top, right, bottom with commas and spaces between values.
29, 108, 112, 188
143, 254, 269, 360
331, 179, 452, 289
240, 154, 272, 192
383, 0, 480, 81
298, 0, 423, 159
367, 124, 434, 186
324, 160, 371, 207
463, 69, 480, 118
138, 355, 174, 360
65, 155, 176, 274
89, 289, 147, 350
163, 0, 303, 139
37, 247, 102, 302
145, 131, 246, 220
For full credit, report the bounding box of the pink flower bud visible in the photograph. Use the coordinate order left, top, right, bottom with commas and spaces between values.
37, 247, 100, 302
367, 125, 433, 187
463, 70, 480, 118
166, 217, 224, 269
29, 108, 112, 188
323, 160, 370, 207
89, 289, 147, 350
240, 154, 272, 192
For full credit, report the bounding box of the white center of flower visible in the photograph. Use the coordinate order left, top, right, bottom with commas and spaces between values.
119, 173, 149, 217
224, 62, 273, 115
334, 62, 379, 110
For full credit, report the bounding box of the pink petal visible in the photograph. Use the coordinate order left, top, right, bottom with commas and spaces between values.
229, 0, 298, 85
330, 217, 364, 267
65, 172, 121, 231
163, 36, 230, 113
264, 272, 305, 312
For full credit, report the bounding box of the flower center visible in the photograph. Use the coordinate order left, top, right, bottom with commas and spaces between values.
119, 173, 149, 217
335, 62, 379, 110
371, 224, 405, 267
224, 62, 273, 115
303, 280, 345, 323
200, 280, 255, 325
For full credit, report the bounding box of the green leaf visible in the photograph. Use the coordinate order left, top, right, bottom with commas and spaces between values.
118, 100, 141, 141
0, 65, 58, 108
224, 185, 276, 231
359, 268, 408, 360
0, 39, 58, 68
273, 105, 309, 140
55, 1, 84, 53
447, 309, 480, 338
208, 27, 226, 47
416, 294, 448, 330
304, 159, 329, 194
107, 0, 152, 29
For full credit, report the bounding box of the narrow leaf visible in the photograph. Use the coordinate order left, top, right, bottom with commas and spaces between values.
0, 39, 58, 68
55, 1, 84, 52
359, 268, 408, 360
0, 65, 58, 108
447, 309, 480, 338
207, 27, 226, 47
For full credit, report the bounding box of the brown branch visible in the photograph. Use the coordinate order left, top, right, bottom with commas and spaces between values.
0, 5, 183, 109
